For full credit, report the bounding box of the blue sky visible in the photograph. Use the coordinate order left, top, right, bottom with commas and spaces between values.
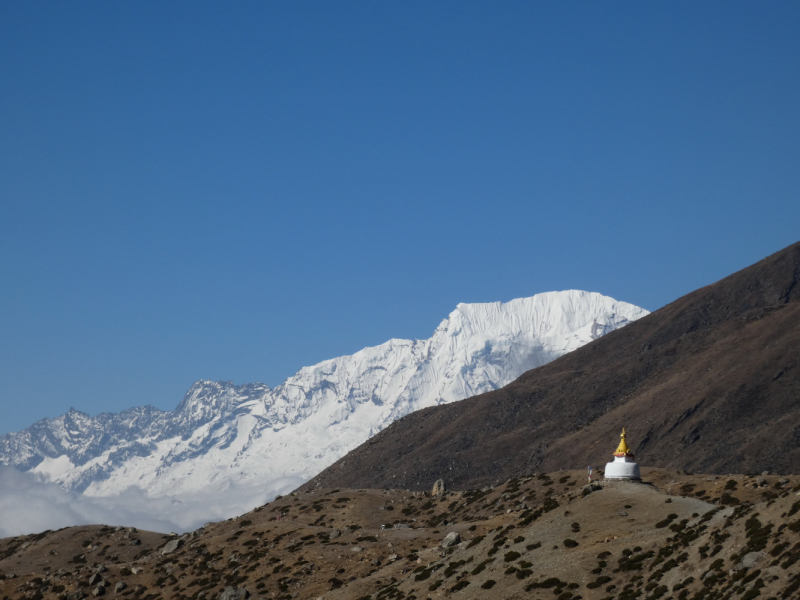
1, 2, 798, 435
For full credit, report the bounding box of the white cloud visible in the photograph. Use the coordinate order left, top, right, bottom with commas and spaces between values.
0, 466, 304, 537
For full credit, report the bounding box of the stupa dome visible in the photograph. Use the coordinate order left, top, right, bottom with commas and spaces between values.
604, 428, 641, 480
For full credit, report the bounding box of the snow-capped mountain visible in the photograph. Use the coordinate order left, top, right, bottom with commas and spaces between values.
0, 291, 647, 527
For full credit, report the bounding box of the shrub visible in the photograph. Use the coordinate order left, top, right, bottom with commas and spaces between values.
526, 542, 542, 551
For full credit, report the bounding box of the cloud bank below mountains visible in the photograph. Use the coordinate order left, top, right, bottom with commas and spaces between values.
0, 466, 303, 537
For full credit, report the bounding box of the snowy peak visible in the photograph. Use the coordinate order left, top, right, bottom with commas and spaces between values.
174, 381, 270, 426
0, 290, 648, 526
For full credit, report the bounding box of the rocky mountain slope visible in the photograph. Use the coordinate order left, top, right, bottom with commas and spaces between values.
0, 291, 647, 512
304, 241, 800, 492
3, 468, 800, 600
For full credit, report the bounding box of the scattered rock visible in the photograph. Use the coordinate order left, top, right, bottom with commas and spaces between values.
88, 573, 103, 585
755, 477, 766, 486
219, 586, 250, 600
130, 567, 143, 575
432, 479, 445, 496
741, 551, 764, 569
130, 538, 142, 546
762, 471, 770, 476
92, 586, 105, 597
441, 532, 461, 548
351, 546, 364, 552
115, 582, 127, 593
582, 482, 602, 496
161, 539, 184, 555
328, 529, 341, 540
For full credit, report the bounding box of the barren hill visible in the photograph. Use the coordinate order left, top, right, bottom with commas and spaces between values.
304, 241, 800, 492
3, 470, 800, 600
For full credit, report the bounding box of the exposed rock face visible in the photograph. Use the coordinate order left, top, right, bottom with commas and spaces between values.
304, 241, 800, 491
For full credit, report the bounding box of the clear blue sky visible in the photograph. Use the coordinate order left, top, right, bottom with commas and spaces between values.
1, 2, 798, 435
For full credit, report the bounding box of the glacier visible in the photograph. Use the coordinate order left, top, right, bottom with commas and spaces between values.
0, 291, 648, 531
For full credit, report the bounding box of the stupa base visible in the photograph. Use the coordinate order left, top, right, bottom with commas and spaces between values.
604, 461, 641, 480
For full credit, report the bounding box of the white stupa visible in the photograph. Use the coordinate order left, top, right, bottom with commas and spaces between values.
604, 428, 641, 480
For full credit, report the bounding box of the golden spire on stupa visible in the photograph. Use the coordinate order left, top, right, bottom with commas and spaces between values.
613, 428, 634, 457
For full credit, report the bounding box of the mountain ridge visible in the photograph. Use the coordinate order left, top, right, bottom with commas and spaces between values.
0, 291, 647, 513
303, 241, 800, 492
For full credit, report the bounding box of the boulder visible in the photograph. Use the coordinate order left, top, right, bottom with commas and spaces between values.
432, 479, 446, 496
161, 539, 184, 555
115, 582, 127, 593
741, 551, 764, 569
441, 532, 461, 548
88, 574, 102, 585
218, 587, 249, 600
328, 529, 341, 540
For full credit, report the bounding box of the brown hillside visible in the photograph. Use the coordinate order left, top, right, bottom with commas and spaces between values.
303, 241, 800, 492
4, 470, 800, 600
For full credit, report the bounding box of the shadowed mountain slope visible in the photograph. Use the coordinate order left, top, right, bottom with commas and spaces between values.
303, 241, 800, 492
